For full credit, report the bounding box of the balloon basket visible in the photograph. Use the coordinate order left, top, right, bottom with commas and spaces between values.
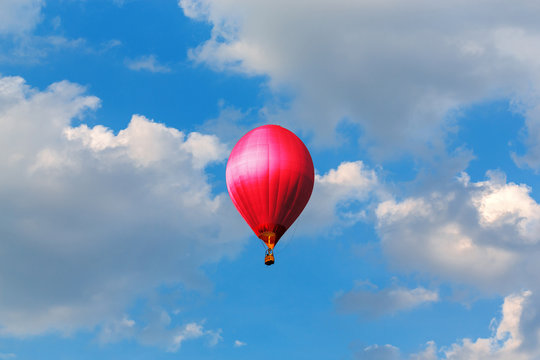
264, 249, 275, 266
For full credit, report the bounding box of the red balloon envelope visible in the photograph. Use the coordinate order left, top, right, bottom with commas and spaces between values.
226, 125, 314, 256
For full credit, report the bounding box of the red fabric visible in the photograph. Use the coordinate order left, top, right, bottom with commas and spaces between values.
226, 125, 314, 247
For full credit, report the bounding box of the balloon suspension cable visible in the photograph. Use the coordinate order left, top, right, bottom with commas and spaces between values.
258, 238, 268, 249
279, 215, 301, 254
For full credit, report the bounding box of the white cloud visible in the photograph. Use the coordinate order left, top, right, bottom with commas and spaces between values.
0, 75, 246, 336
375, 170, 540, 293
98, 315, 136, 343
171, 323, 205, 350
169, 322, 222, 351
125, 55, 172, 73
234, 339, 247, 347
356, 290, 539, 359
0, 35, 89, 64
355, 344, 401, 360
0, 0, 43, 35
354, 166, 540, 359
99, 308, 222, 352
64, 115, 226, 169
299, 161, 380, 236
410, 342, 438, 360
336, 285, 439, 318
471, 171, 540, 242
181, 132, 229, 169
443, 291, 532, 359
179, 0, 540, 164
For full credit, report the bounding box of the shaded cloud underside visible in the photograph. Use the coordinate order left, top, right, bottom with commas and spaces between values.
376, 171, 540, 293
0, 0, 43, 35
180, 0, 540, 167
0, 75, 244, 336
336, 285, 439, 318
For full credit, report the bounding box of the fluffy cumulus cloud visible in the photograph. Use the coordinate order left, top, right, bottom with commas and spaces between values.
179, 0, 540, 164
443, 291, 534, 360
0, 0, 43, 35
336, 284, 439, 318
356, 290, 540, 360
0, 75, 246, 336
375, 171, 540, 293
370, 169, 540, 358
300, 161, 380, 235
471, 174, 540, 241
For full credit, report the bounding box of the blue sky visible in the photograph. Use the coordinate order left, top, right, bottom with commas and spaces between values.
1, 0, 540, 359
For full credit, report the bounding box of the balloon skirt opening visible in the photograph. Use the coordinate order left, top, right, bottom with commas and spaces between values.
259, 231, 277, 249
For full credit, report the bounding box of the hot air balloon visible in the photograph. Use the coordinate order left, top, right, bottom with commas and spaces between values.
226, 125, 314, 265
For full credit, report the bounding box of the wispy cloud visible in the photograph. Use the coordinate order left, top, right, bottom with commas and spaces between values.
336, 284, 439, 318
125, 55, 172, 73
98, 310, 222, 352
234, 340, 247, 347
